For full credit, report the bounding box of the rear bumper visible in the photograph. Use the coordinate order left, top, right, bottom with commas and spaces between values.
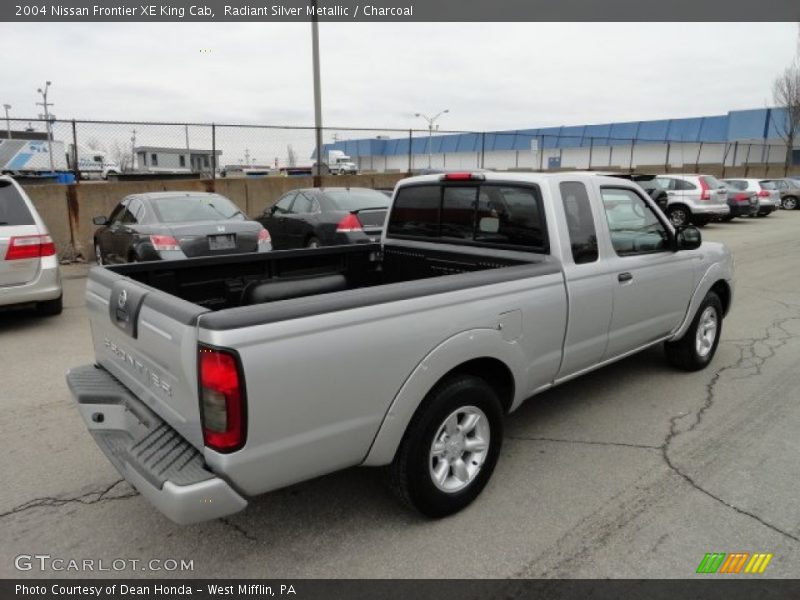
690, 204, 730, 217
0, 255, 62, 308
728, 203, 756, 217
66, 364, 247, 524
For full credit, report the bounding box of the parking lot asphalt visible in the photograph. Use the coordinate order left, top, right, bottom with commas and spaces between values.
1, 211, 799, 580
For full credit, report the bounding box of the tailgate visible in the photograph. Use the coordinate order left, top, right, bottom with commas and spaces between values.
85, 266, 210, 449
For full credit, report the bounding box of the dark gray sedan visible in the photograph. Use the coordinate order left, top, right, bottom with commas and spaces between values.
256, 187, 389, 250
92, 192, 272, 264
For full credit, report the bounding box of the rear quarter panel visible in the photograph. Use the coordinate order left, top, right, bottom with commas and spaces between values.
198, 270, 567, 496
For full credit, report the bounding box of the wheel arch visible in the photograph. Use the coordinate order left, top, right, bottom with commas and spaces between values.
361, 328, 525, 467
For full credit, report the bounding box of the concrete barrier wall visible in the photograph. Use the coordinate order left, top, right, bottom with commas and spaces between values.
22, 173, 408, 261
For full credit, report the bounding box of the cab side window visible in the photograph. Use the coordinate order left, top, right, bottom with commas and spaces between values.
600, 188, 669, 256
560, 182, 598, 264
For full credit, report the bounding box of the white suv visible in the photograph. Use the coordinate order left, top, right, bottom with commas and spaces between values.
654, 174, 731, 227
0, 176, 63, 315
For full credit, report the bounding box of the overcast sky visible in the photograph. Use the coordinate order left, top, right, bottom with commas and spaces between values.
1, 22, 797, 133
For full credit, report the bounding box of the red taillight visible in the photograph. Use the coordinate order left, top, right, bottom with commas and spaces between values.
699, 178, 710, 200
757, 190, 771, 198
4, 234, 56, 260
199, 346, 246, 453
149, 234, 180, 251
258, 228, 271, 245
336, 213, 363, 233
440, 172, 486, 181
735, 193, 748, 202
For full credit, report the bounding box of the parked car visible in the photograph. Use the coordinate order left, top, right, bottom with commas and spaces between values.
761, 178, 800, 210
92, 192, 271, 264
719, 179, 779, 217
719, 181, 759, 219
0, 175, 62, 315
653, 174, 730, 227
67, 172, 733, 524
256, 187, 389, 249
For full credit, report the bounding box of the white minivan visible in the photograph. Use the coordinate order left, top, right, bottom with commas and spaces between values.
0, 175, 62, 315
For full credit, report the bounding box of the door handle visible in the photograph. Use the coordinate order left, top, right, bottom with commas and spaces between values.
618, 272, 633, 283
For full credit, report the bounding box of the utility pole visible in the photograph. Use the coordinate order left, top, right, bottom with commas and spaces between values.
311, 1, 324, 186
2, 104, 10, 139
36, 81, 56, 173
414, 109, 449, 169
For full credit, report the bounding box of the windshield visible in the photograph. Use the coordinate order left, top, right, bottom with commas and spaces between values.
0, 181, 35, 226
149, 195, 245, 223
325, 189, 389, 211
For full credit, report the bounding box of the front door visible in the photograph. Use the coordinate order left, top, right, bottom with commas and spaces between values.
598, 186, 696, 359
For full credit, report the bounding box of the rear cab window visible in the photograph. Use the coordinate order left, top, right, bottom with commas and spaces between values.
387, 181, 548, 252
0, 181, 35, 226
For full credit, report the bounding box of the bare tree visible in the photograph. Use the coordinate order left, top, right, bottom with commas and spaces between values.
287, 144, 297, 167
772, 27, 800, 174
108, 140, 129, 171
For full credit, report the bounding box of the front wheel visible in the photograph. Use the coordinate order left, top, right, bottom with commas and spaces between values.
388, 375, 504, 517
782, 196, 797, 210
306, 236, 320, 249
664, 291, 722, 371
667, 206, 690, 228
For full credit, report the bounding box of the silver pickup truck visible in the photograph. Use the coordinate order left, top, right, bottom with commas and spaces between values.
66, 172, 734, 524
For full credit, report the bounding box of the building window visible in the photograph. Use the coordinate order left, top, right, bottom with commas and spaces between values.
203, 155, 209, 168
151, 153, 158, 166
179, 155, 186, 168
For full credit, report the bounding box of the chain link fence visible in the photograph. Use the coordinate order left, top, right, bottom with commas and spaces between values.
1, 117, 797, 181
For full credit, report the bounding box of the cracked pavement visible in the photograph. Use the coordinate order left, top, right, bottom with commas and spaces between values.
1, 212, 799, 578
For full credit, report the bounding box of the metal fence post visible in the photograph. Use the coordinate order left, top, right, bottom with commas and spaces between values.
628, 138, 635, 172
695, 142, 703, 171
408, 129, 412, 174
71, 119, 80, 182
211, 123, 216, 181
480, 132, 486, 169
588, 137, 594, 170
539, 135, 544, 171
665, 142, 671, 171
744, 144, 751, 177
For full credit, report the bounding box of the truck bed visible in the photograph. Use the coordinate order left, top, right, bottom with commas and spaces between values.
104, 241, 550, 319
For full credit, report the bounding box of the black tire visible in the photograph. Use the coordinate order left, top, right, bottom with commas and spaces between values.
781, 196, 797, 210
667, 205, 690, 228
306, 236, 320, 249
388, 374, 504, 518
664, 291, 722, 371
36, 295, 63, 317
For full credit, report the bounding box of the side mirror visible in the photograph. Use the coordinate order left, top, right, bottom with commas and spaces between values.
675, 226, 701, 251
93, 216, 109, 226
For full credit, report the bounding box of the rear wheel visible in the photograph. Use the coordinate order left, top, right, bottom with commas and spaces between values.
667, 205, 690, 228
306, 236, 320, 249
388, 374, 503, 517
782, 196, 797, 210
665, 291, 722, 371
36, 295, 63, 317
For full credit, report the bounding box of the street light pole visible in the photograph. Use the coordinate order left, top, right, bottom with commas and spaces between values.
2, 104, 11, 139
414, 109, 449, 170
311, 1, 324, 186
36, 81, 55, 173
